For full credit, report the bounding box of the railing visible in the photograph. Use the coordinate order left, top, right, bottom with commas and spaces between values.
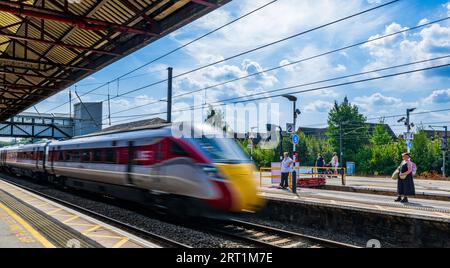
259, 166, 347, 187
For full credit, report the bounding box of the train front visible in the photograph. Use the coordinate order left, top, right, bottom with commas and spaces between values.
183, 124, 266, 214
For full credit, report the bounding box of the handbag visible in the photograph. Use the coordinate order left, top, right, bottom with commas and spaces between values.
391, 168, 400, 180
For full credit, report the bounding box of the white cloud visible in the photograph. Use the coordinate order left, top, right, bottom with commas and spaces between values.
424, 89, 450, 104
334, 64, 347, 72
354, 93, 402, 111
360, 17, 450, 90
304, 100, 334, 113
362, 23, 409, 52
447, 2, 450, 16
418, 18, 429, 26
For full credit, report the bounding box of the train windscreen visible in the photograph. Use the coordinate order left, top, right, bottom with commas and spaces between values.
189, 137, 250, 163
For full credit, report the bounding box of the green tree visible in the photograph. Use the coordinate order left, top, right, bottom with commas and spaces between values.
411, 129, 441, 174
370, 125, 393, 146
327, 97, 368, 166
305, 136, 334, 166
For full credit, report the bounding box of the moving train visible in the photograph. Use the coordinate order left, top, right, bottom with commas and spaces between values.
0, 123, 265, 216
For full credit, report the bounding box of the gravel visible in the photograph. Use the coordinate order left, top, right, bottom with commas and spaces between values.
1, 173, 250, 248
239, 214, 398, 248
2, 172, 385, 248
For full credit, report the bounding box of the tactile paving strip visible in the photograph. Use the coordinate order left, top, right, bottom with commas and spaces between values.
0, 189, 103, 248
0, 178, 158, 248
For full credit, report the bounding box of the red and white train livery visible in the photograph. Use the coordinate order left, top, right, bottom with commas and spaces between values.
0, 124, 265, 215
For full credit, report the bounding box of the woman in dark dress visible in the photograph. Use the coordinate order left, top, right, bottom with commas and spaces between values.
395, 153, 416, 203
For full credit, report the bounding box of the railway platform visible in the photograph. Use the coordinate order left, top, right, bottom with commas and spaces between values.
258, 186, 450, 247
260, 186, 450, 221
0, 178, 159, 248
325, 176, 450, 201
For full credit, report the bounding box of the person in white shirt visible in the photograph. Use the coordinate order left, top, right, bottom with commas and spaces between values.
280, 152, 293, 189
330, 152, 339, 176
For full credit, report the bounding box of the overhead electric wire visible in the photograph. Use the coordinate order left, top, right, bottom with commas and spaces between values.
109, 17, 450, 116
108, 55, 450, 118
47, 0, 400, 116
42, 0, 278, 114
105, 60, 450, 123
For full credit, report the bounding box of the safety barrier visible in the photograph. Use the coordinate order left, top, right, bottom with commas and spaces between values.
259, 165, 347, 187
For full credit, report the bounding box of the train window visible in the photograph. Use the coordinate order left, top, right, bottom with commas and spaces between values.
56, 151, 62, 161
93, 150, 102, 162
68, 151, 80, 162
81, 150, 90, 162
73, 151, 81, 162
62, 151, 69, 162
170, 142, 189, 157
104, 149, 115, 163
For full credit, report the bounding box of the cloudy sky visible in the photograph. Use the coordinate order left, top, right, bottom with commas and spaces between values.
30, 0, 450, 135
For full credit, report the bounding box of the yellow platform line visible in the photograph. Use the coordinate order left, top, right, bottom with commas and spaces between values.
66, 223, 97, 227
48, 208, 63, 215
35, 203, 52, 208
89, 234, 123, 239
112, 237, 130, 248
82, 225, 101, 235
63, 215, 80, 224
0, 202, 55, 248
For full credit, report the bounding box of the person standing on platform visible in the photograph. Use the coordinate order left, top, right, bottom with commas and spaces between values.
395, 153, 416, 203
280, 152, 293, 189
316, 153, 325, 175
330, 152, 339, 176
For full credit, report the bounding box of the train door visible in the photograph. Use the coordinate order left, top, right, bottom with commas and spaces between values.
151, 138, 168, 191
34, 147, 39, 170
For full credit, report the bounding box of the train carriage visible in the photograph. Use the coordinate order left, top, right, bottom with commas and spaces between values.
0, 124, 265, 216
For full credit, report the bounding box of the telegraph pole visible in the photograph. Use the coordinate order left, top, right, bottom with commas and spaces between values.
430, 125, 448, 179
444, 126, 448, 179
340, 122, 343, 168
167, 67, 173, 124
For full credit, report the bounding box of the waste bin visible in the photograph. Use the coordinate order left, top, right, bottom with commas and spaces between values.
346, 162, 355, 176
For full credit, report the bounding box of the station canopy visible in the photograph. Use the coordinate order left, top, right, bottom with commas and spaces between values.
0, 0, 229, 122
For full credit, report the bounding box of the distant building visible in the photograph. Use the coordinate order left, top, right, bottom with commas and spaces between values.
74, 102, 103, 136
424, 130, 447, 139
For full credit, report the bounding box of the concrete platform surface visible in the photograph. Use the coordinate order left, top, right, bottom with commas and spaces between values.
260, 186, 450, 222
0, 178, 160, 248
0, 201, 45, 248
327, 176, 450, 198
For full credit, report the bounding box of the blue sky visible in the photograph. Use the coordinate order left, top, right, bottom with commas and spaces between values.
30, 0, 450, 135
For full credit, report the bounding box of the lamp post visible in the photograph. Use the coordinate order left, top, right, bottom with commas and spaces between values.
250, 126, 258, 160
398, 108, 416, 153
282, 95, 301, 151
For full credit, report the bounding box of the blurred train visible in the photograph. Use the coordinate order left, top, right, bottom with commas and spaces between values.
0, 123, 265, 216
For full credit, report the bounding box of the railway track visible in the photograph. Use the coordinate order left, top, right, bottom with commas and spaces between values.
0, 176, 191, 248
207, 219, 360, 248
1, 173, 359, 248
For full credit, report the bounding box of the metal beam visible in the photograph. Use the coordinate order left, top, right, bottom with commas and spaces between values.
0, 31, 122, 56
0, 69, 73, 81
0, 0, 159, 36
190, 0, 217, 8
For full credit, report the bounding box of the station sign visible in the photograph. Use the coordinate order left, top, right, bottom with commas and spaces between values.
286, 123, 295, 134
292, 134, 299, 145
